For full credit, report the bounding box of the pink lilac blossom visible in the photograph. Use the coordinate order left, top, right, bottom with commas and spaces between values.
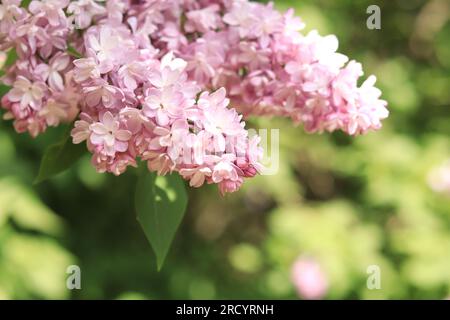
67, 0, 106, 29
0, 0, 77, 137
71, 32, 261, 192
70, 11, 260, 193
0, 0, 388, 193
291, 257, 329, 300
173, 0, 388, 135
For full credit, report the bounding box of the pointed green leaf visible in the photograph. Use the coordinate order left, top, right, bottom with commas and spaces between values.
0, 84, 10, 100
0, 49, 17, 96
135, 168, 188, 270
20, 0, 32, 8
35, 127, 86, 184
5, 48, 17, 67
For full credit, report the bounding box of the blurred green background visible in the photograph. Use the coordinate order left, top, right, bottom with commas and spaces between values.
0, 0, 449, 300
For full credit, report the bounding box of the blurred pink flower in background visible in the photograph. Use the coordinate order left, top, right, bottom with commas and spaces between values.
291, 257, 328, 300
428, 160, 450, 196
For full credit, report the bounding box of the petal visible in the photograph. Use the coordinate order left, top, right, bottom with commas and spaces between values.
86, 91, 101, 107
161, 52, 174, 68
212, 87, 226, 103
115, 140, 128, 153
15, 76, 31, 90
179, 168, 196, 178
90, 133, 104, 145
34, 64, 50, 80
72, 132, 89, 144
115, 130, 132, 141
20, 93, 32, 109
53, 54, 70, 70
215, 134, 226, 152
31, 85, 44, 101
153, 126, 170, 136
148, 137, 162, 150
48, 10, 61, 27
159, 135, 172, 147
104, 143, 116, 156
167, 145, 179, 160
8, 88, 23, 102
148, 72, 163, 87
190, 171, 205, 187
49, 72, 64, 91
156, 109, 169, 126
90, 123, 108, 135
124, 75, 137, 90
170, 58, 187, 71
104, 134, 115, 147
102, 112, 116, 130
87, 34, 101, 51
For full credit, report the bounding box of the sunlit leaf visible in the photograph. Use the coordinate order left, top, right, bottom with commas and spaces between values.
0, 177, 64, 235
135, 167, 188, 270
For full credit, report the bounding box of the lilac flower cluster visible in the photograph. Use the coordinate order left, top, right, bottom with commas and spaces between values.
0, 0, 389, 193
171, 0, 389, 135
0, 0, 79, 136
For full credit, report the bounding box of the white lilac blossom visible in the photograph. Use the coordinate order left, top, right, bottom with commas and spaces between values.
0, 0, 388, 193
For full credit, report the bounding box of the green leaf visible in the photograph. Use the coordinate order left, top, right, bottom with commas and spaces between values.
0, 49, 17, 97
5, 48, 17, 67
0, 84, 10, 100
135, 167, 188, 271
34, 127, 86, 184
20, 0, 32, 8
67, 45, 82, 59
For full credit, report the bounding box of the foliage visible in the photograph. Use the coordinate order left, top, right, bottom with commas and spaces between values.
34, 126, 86, 184
135, 169, 188, 270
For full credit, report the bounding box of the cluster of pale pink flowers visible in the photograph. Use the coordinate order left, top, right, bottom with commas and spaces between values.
166, 0, 389, 134
71, 35, 262, 193
0, 0, 79, 136
0, 0, 388, 193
